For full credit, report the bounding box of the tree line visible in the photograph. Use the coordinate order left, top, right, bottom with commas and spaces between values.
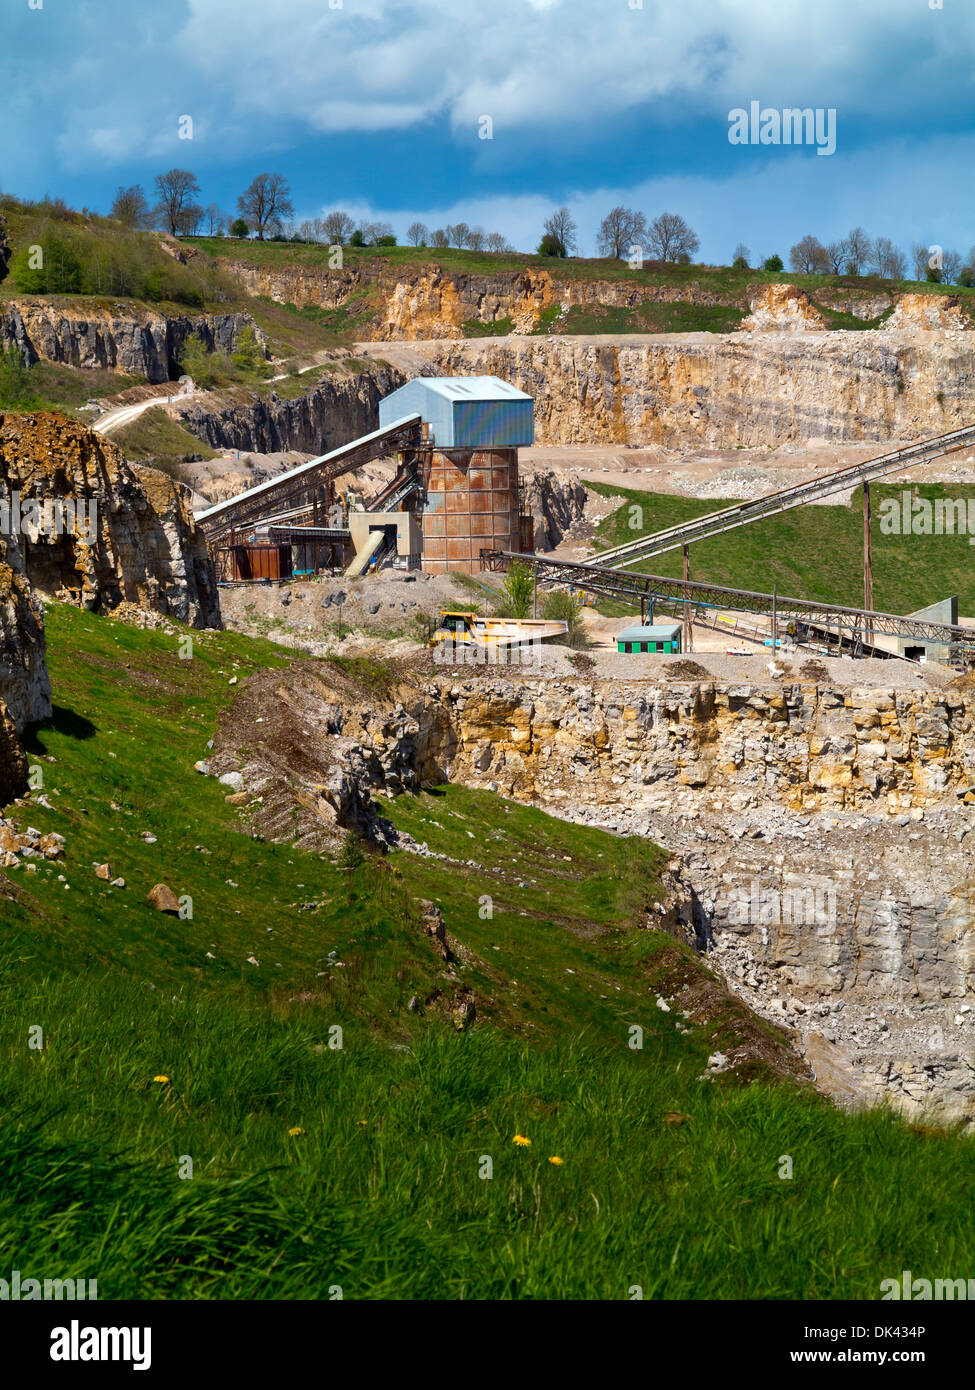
109, 170, 513, 251
61, 173, 975, 284
784, 229, 975, 286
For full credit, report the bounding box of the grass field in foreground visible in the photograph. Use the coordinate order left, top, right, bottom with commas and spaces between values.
1, 605, 973, 1298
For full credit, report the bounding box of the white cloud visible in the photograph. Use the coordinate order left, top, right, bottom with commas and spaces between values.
170, 0, 975, 137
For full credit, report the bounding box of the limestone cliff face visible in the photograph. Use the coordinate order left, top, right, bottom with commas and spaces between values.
883, 292, 971, 332
0, 524, 52, 804
223, 253, 969, 342
0, 413, 220, 627
519, 470, 588, 550
0, 301, 266, 384
224, 258, 738, 339
223, 662, 975, 1120
175, 362, 405, 454
401, 677, 974, 815
227, 260, 376, 313
381, 269, 558, 337
413, 331, 975, 447
0, 532, 51, 735
740, 284, 827, 332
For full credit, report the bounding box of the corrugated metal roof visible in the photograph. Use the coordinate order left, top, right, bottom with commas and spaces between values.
616, 624, 682, 640
414, 376, 531, 402
379, 375, 534, 447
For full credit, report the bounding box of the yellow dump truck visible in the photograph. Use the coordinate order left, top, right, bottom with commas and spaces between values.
429, 610, 568, 651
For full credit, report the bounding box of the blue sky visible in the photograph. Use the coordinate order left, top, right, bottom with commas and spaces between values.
2, 0, 974, 263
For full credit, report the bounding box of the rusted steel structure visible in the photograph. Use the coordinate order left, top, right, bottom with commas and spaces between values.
197, 377, 536, 580
380, 377, 533, 575
197, 415, 424, 542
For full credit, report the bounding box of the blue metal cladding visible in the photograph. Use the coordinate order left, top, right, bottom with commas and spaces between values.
378, 377, 534, 448
452, 398, 533, 448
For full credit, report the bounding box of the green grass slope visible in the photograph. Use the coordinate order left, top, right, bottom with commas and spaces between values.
1, 605, 974, 1298
590, 481, 975, 618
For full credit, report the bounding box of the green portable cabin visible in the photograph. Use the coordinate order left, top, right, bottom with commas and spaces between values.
616, 623, 682, 655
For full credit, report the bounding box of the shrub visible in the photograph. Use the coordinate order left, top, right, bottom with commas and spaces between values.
230, 325, 267, 376
338, 830, 365, 869
178, 328, 267, 388
0, 345, 47, 408
10, 231, 82, 294
537, 232, 566, 258
541, 589, 589, 648
497, 559, 535, 618
763, 254, 784, 272
8, 216, 227, 306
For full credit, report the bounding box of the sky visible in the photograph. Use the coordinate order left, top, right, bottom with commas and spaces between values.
2, 0, 974, 263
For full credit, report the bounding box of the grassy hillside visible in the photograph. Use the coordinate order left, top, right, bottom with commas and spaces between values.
2, 605, 975, 1298
3, 201, 972, 370
0, 204, 237, 310
188, 233, 975, 302
590, 481, 975, 617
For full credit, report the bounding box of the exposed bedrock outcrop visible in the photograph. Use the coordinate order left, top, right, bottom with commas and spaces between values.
0, 528, 51, 735
174, 362, 405, 454
0, 300, 266, 383
226, 260, 712, 338
0, 412, 220, 627
215, 662, 975, 1122
0, 521, 51, 805
225, 257, 941, 341
413, 331, 975, 447
740, 283, 827, 332
519, 470, 588, 550
176, 325, 975, 458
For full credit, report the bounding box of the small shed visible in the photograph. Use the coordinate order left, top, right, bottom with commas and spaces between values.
616, 623, 682, 655
378, 376, 534, 449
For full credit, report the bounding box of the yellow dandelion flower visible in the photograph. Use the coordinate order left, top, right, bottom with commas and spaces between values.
548, 1156, 564, 1166
152, 1075, 170, 1084
288, 1126, 304, 1137
358, 1120, 368, 1126
512, 1134, 531, 1147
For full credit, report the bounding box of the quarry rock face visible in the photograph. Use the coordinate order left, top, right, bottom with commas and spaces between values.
225, 259, 376, 313
224, 259, 731, 338
0, 530, 51, 735
226, 661, 975, 1122
222, 254, 967, 343
519, 469, 588, 550
0, 525, 52, 804
413, 330, 975, 447
382, 268, 558, 338
0, 412, 220, 627
0, 301, 266, 383
881, 292, 971, 332
410, 677, 975, 816
175, 362, 404, 454
739, 283, 827, 332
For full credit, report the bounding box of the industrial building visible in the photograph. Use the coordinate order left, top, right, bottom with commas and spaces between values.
615, 622, 683, 655
379, 376, 532, 574
196, 375, 534, 579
